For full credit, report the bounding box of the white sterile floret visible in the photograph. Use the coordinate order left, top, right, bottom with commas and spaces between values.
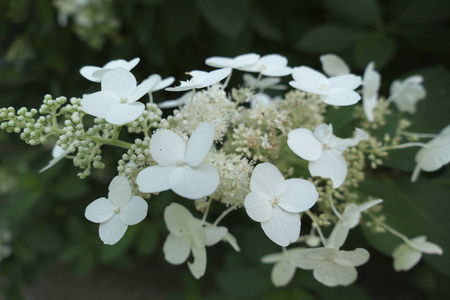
296, 247, 370, 287
243, 74, 287, 91
244, 163, 318, 246
165, 68, 231, 92
205, 53, 260, 69
390, 75, 426, 114
84, 176, 148, 245
146, 74, 175, 92
392, 236, 443, 271
136, 122, 219, 199
250, 93, 281, 109
79, 57, 140, 82
261, 248, 307, 287
238, 54, 292, 77
290, 66, 362, 106
327, 199, 383, 249
287, 124, 368, 188
320, 54, 350, 77
362, 62, 381, 122
39, 144, 69, 173
81, 68, 155, 125
158, 91, 193, 109
411, 124, 450, 182
163, 203, 228, 279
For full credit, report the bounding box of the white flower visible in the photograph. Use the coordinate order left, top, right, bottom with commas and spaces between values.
250, 93, 278, 109
261, 248, 307, 287
320, 54, 350, 77
165, 68, 231, 92
79, 57, 140, 82
290, 66, 362, 106
287, 124, 368, 188
411, 124, 450, 182
238, 54, 292, 77
136, 122, 219, 199
84, 176, 148, 245
327, 199, 383, 249
146, 74, 175, 92
158, 91, 193, 109
81, 68, 155, 125
390, 75, 426, 114
244, 163, 318, 246
393, 236, 443, 271
296, 247, 370, 287
362, 62, 381, 122
163, 203, 228, 279
205, 53, 260, 69
39, 144, 69, 173
243, 73, 287, 91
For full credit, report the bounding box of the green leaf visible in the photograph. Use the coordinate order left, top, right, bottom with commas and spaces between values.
196, 0, 249, 39
400, 26, 450, 53
296, 24, 367, 53
162, 1, 199, 45
322, 0, 382, 26
398, 0, 450, 25
263, 288, 315, 300
250, 10, 283, 42
136, 222, 161, 256
353, 33, 397, 69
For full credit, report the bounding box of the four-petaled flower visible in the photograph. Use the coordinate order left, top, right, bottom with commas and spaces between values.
81, 68, 155, 125
85, 176, 148, 245
290, 66, 362, 106
205, 53, 260, 69
287, 124, 368, 188
393, 236, 443, 271
165, 68, 231, 92
80, 57, 140, 82
244, 163, 318, 246
163, 203, 228, 279
261, 248, 307, 287
238, 54, 292, 77
136, 122, 219, 199
390, 75, 426, 114
243, 73, 286, 91
146, 74, 175, 92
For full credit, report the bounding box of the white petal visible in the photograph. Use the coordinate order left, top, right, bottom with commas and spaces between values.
164, 203, 193, 236
158, 91, 193, 109
127, 77, 155, 103
103, 57, 140, 70
222, 232, 240, 252
99, 214, 128, 245
262, 66, 292, 77
205, 57, 232, 68
80, 66, 102, 82
287, 128, 323, 161
326, 223, 349, 249
341, 199, 383, 228
232, 53, 261, 68
101, 68, 137, 98
119, 196, 148, 225
204, 226, 228, 246
188, 244, 207, 279
313, 261, 357, 287
85, 197, 115, 223
244, 191, 273, 222
108, 176, 132, 207
320, 54, 350, 76
185, 122, 215, 167
150, 129, 186, 165
363, 95, 377, 122
261, 206, 300, 247
393, 243, 422, 271
279, 179, 318, 213
136, 165, 177, 194
81, 91, 121, 118
169, 163, 219, 199
250, 163, 286, 198
272, 259, 296, 287
309, 149, 347, 188
320, 90, 361, 106
196, 68, 231, 88
153, 76, 175, 91
329, 74, 361, 90
163, 234, 191, 264
290, 66, 329, 95
409, 236, 443, 254
261, 252, 284, 264
328, 128, 368, 153
415, 133, 450, 172
104, 102, 145, 125
313, 123, 333, 144
334, 248, 370, 267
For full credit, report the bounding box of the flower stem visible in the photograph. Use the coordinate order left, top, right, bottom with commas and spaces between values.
305, 210, 326, 246
213, 205, 237, 226
328, 194, 341, 219
380, 142, 428, 151
88, 136, 132, 149
201, 198, 212, 225
400, 131, 437, 138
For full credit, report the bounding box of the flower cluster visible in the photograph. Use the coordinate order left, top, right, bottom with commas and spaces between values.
1, 52, 446, 286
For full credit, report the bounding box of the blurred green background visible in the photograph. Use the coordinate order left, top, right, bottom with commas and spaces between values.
1, 0, 449, 299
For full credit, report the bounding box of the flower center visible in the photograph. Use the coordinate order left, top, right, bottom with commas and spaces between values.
120, 97, 127, 104
318, 83, 330, 92
177, 159, 187, 167
114, 207, 121, 213
272, 195, 281, 207
323, 143, 331, 150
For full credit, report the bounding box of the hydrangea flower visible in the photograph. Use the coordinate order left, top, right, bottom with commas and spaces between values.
136, 122, 219, 199
287, 124, 368, 188
290, 66, 362, 106
158, 91, 193, 109
39, 144, 69, 173
146, 74, 175, 92
296, 247, 370, 287
244, 163, 318, 246
261, 248, 307, 287
243, 73, 287, 91
84, 176, 148, 245
411, 124, 450, 182
362, 62, 381, 122
390, 75, 426, 113
79, 57, 140, 82
393, 236, 443, 271
205, 53, 260, 69
320, 54, 350, 77
165, 68, 231, 92
81, 68, 155, 125
238, 54, 292, 77
163, 203, 228, 279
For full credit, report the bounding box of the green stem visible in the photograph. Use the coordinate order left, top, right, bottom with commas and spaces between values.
89, 136, 132, 149
380, 142, 428, 151
213, 205, 237, 226
305, 210, 326, 246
